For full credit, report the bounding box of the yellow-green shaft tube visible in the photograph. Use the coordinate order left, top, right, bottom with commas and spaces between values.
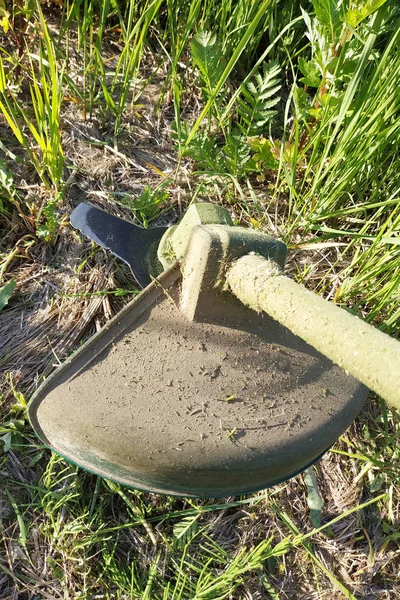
226, 253, 400, 409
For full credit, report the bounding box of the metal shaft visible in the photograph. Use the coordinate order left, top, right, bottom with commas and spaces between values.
226, 253, 400, 409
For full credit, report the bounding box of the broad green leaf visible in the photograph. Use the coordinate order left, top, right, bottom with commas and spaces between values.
309, 107, 323, 119
298, 57, 321, 87
312, 0, 342, 36
0, 18, 9, 33
248, 137, 278, 169
327, 57, 358, 78
320, 92, 342, 107
0, 278, 16, 311
0, 0, 9, 34
345, 0, 388, 28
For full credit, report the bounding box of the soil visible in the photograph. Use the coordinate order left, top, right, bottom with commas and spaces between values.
30, 267, 366, 496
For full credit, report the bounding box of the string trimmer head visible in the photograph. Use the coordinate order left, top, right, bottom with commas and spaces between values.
28, 203, 372, 497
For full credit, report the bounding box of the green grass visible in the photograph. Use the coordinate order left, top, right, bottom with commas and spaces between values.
1, 0, 400, 597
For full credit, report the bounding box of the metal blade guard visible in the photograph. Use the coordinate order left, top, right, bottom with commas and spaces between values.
28, 204, 378, 497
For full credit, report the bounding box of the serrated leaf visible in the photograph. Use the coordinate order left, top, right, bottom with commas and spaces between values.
298, 58, 321, 88
345, 0, 388, 28
0, 278, 16, 311
222, 132, 251, 177
173, 515, 199, 547
184, 131, 224, 172
238, 61, 281, 136
190, 30, 225, 93
292, 85, 311, 120
36, 198, 59, 242
312, 0, 342, 36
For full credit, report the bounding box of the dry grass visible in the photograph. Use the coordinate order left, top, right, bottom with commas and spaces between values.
1, 5, 400, 599
1, 111, 399, 600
